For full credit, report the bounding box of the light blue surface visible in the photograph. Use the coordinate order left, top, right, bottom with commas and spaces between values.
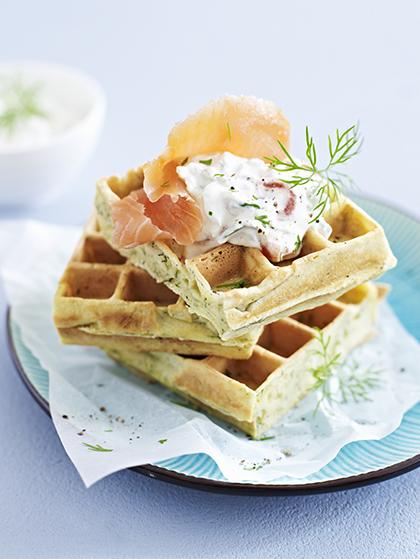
1, 1, 419, 557
9, 195, 420, 487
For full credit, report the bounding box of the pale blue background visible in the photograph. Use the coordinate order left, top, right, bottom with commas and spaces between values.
0, 1, 419, 557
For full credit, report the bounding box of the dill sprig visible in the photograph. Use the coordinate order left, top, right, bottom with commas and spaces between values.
337, 361, 382, 404
0, 77, 48, 136
267, 124, 362, 222
310, 329, 383, 410
310, 328, 341, 391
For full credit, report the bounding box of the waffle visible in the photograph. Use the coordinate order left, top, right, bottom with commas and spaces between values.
95, 168, 396, 340
53, 217, 262, 359
105, 283, 387, 438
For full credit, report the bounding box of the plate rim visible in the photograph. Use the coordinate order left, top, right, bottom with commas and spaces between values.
7, 309, 420, 495
6, 194, 420, 495
352, 191, 420, 224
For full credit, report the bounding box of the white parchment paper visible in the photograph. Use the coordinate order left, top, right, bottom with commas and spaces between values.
1, 220, 419, 486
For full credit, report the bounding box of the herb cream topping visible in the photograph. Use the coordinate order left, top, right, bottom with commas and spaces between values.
177, 152, 332, 261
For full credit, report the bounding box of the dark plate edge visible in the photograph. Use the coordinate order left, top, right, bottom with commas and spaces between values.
6, 309, 420, 496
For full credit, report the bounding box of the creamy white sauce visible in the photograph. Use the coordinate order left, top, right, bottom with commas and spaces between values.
177, 152, 332, 261
0, 77, 75, 152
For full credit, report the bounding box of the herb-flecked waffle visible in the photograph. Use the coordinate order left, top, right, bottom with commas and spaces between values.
53, 217, 262, 359
106, 283, 387, 438
96, 168, 396, 340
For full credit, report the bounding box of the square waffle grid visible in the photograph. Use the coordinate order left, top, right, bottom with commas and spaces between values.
96, 168, 396, 340
53, 218, 262, 359
107, 283, 385, 438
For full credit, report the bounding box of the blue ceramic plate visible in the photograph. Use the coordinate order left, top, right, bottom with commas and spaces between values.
7, 195, 420, 494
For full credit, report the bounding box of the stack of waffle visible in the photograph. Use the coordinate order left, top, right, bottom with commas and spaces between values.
53, 171, 396, 437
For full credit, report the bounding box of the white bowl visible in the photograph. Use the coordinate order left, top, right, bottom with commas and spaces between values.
0, 61, 106, 207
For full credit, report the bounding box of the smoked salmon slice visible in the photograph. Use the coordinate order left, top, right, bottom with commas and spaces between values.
111, 188, 201, 248
112, 95, 290, 249
144, 95, 290, 201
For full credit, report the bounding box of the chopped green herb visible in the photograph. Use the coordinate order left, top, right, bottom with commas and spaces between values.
208, 210, 213, 216
104, 429, 113, 432
241, 202, 261, 209
257, 435, 275, 441
199, 158, 213, 166
294, 234, 302, 252
229, 186, 237, 191
214, 173, 224, 177
82, 442, 113, 452
226, 122, 232, 141
215, 279, 247, 290
158, 438, 168, 445
255, 214, 272, 227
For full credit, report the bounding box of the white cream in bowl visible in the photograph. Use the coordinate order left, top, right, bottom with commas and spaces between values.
0, 61, 106, 206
